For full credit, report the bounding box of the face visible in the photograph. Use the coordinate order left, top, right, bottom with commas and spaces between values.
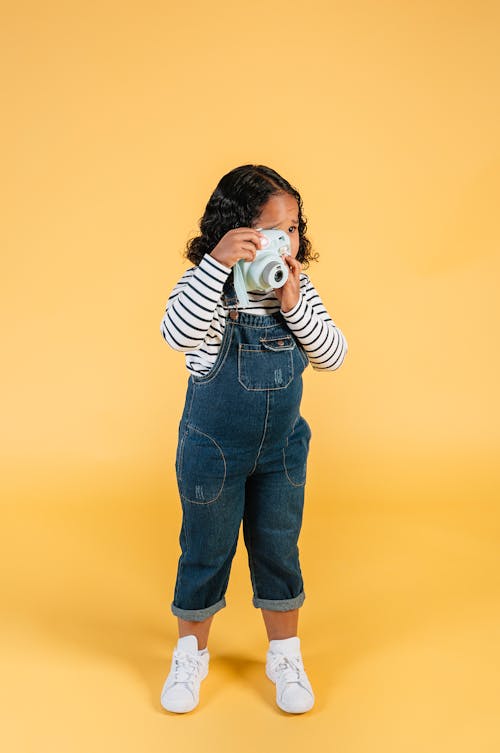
252, 193, 300, 258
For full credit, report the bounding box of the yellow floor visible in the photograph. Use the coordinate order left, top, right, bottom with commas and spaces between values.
2, 456, 499, 753
2, 0, 499, 749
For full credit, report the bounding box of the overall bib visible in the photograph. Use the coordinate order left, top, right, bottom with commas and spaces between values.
171, 279, 312, 621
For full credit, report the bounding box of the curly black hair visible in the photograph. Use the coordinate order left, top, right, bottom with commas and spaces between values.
184, 165, 319, 280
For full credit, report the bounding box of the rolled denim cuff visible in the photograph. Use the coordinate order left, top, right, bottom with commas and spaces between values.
252, 591, 305, 611
170, 596, 226, 621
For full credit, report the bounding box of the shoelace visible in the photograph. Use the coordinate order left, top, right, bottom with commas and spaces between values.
268, 653, 310, 692
171, 650, 204, 688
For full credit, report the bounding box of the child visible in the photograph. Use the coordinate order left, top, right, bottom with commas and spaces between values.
159, 164, 348, 714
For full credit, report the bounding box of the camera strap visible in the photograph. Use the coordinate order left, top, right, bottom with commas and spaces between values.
232, 261, 250, 308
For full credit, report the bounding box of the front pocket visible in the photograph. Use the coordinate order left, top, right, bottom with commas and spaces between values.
238, 336, 295, 391
177, 424, 226, 504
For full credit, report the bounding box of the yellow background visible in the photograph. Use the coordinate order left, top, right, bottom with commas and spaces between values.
1, 1, 499, 751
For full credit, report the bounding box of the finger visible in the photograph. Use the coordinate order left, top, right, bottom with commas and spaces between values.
239, 242, 257, 260
234, 228, 268, 248
284, 256, 300, 275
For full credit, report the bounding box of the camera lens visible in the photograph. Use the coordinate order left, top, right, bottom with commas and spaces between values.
274, 269, 283, 283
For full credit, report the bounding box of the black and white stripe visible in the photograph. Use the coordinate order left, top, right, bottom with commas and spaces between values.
160, 253, 348, 374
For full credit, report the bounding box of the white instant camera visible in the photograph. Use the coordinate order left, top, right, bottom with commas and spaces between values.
233, 228, 291, 306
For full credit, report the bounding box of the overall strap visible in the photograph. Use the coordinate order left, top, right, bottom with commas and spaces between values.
232, 261, 250, 308
222, 278, 239, 309
222, 277, 287, 327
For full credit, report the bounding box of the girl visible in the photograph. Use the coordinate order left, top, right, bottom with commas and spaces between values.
159, 164, 348, 714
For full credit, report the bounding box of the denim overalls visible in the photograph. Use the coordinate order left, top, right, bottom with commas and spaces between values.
171, 279, 312, 621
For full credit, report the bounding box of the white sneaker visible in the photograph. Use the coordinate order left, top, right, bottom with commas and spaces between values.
160, 635, 210, 713
266, 636, 315, 713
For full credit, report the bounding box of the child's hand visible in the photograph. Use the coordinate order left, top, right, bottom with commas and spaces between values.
210, 228, 269, 268
273, 255, 301, 312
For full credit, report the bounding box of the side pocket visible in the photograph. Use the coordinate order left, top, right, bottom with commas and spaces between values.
177, 424, 227, 504
297, 343, 309, 369
283, 416, 312, 487
175, 425, 186, 479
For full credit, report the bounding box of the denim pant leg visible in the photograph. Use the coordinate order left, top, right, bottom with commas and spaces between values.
242, 420, 310, 611
171, 460, 247, 622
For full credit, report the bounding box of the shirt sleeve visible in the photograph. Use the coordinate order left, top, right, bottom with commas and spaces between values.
281, 274, 348, 371
160, 253, 232, 352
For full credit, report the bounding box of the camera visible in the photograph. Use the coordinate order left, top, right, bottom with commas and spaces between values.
233, 228, 291, 307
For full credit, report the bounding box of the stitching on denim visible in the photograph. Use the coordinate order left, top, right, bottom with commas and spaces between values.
174, 464, 190, 606
243, 513, 260, 601
298, 344, 309, 368
240, 337, 294, 352
173, 521, 189, 606
232, 317, 285, 329
191, 322, 235, 385
248, 390, 270, 476
253, 592, 305, 609
176, 429, 187, 484
191, 323, 232, 384
259, 336, 294, 351
220, 535, 238, 599
282, 419, 307, 487
282, 445, 306, 487
179, 424, 227, 505
185, 377, 196, 426
173, 527, 183, 605
172, 597, 226, 620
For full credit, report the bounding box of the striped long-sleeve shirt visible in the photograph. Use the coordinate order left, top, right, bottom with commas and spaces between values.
160, 252, 348, 376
